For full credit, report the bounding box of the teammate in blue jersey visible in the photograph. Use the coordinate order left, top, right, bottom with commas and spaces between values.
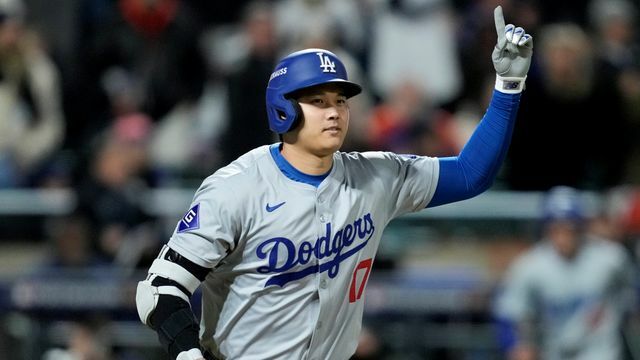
136, 6, 533, 360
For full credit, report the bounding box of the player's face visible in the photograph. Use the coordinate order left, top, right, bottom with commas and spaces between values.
287, 84, 349, 156
547, 220, 581, 259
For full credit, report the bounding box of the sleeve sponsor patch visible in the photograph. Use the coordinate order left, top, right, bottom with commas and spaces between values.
178, 203, 200, 233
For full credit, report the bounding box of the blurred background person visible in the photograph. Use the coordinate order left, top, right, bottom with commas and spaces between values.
76, 114, 159, 270
494, 186, 637, 360
39, 213, 107, 271
274, 0, 367, 62
587, 0, 640, 186
367, 80, 429, 153
366, 79, 458, 156
0, 0, 64, 188
588, 0, 639, 77
42, 320, 112, 360
368, 0, 462, 106
65, 0, 206, 154
219, 0, 277, 165
504, 23, 629, 191
591, 186, 640, 265
588, 0, 640, 186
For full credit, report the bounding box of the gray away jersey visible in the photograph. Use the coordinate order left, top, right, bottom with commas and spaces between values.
495, 237, 636, 360
168, 145, 439, 359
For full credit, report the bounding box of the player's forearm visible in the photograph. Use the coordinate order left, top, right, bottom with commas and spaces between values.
148, 293, 202, 358
428, 87, 521, 207
136, 245, 211, 359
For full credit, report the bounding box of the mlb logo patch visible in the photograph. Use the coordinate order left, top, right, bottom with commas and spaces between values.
178, 203, 200, 233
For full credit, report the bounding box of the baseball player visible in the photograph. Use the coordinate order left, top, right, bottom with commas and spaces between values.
136, 6, 532, 360
494, 187, 637, 360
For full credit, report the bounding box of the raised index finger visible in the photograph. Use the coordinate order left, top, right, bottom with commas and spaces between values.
494, 6, 506, 46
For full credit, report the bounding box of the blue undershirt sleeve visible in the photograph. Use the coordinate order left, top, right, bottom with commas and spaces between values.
428, 90, 521, 208
495, 317, 519, 353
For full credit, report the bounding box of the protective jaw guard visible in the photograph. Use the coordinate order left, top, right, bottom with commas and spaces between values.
266, 48, 362, 134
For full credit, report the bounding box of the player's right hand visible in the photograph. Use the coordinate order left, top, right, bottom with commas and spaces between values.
492, 6, 533, 79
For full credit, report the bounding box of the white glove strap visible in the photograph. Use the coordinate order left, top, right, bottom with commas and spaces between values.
495, 75, 526, 94
176, 348, 204, 360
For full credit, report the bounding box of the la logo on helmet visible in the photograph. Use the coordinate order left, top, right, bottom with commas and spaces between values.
317, 52, 336, 73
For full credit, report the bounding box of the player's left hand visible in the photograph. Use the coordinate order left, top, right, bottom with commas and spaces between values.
492, 6, 533, 79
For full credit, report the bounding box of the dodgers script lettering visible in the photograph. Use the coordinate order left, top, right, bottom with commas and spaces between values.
256, 213, 375, 287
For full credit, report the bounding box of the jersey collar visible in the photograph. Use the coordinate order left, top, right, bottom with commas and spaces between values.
269, 143, 331, 188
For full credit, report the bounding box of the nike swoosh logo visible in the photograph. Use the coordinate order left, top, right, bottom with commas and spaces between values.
266, 202, 286, 212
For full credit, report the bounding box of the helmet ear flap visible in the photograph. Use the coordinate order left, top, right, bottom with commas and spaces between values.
287, 98, 303, 132
266, 91, 300, 133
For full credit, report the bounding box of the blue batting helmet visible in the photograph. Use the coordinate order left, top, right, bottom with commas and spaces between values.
265, 48, 362, 134
542, 186, 586, 223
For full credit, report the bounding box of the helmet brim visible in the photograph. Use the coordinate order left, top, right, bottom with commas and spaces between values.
284, 79, 362, 99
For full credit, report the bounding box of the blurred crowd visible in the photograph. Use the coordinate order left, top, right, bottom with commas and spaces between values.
1, 0, 640, 262
3, 0, 640, 358
3, 0, 640, 188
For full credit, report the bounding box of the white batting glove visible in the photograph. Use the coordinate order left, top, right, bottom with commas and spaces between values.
176, 348, 205, 360
492, 6, 533, 93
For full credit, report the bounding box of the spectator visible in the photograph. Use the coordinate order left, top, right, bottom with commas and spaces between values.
367, 79, 457, 156
504, 23, 628, 190
0, 0, 64, 187
589, 0, 639, 73
40, 213, 106, 270
593, 186, 640, 264
147, 92, 227, 184
494, 186, 636, 360
68, 0, 206, 153
274, 0, 367, 60
77, 114, 159, 269
368, 0, 463, 105
220, 0, 277, 164
588, 0, 640, 185
42, 320, 111, 360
